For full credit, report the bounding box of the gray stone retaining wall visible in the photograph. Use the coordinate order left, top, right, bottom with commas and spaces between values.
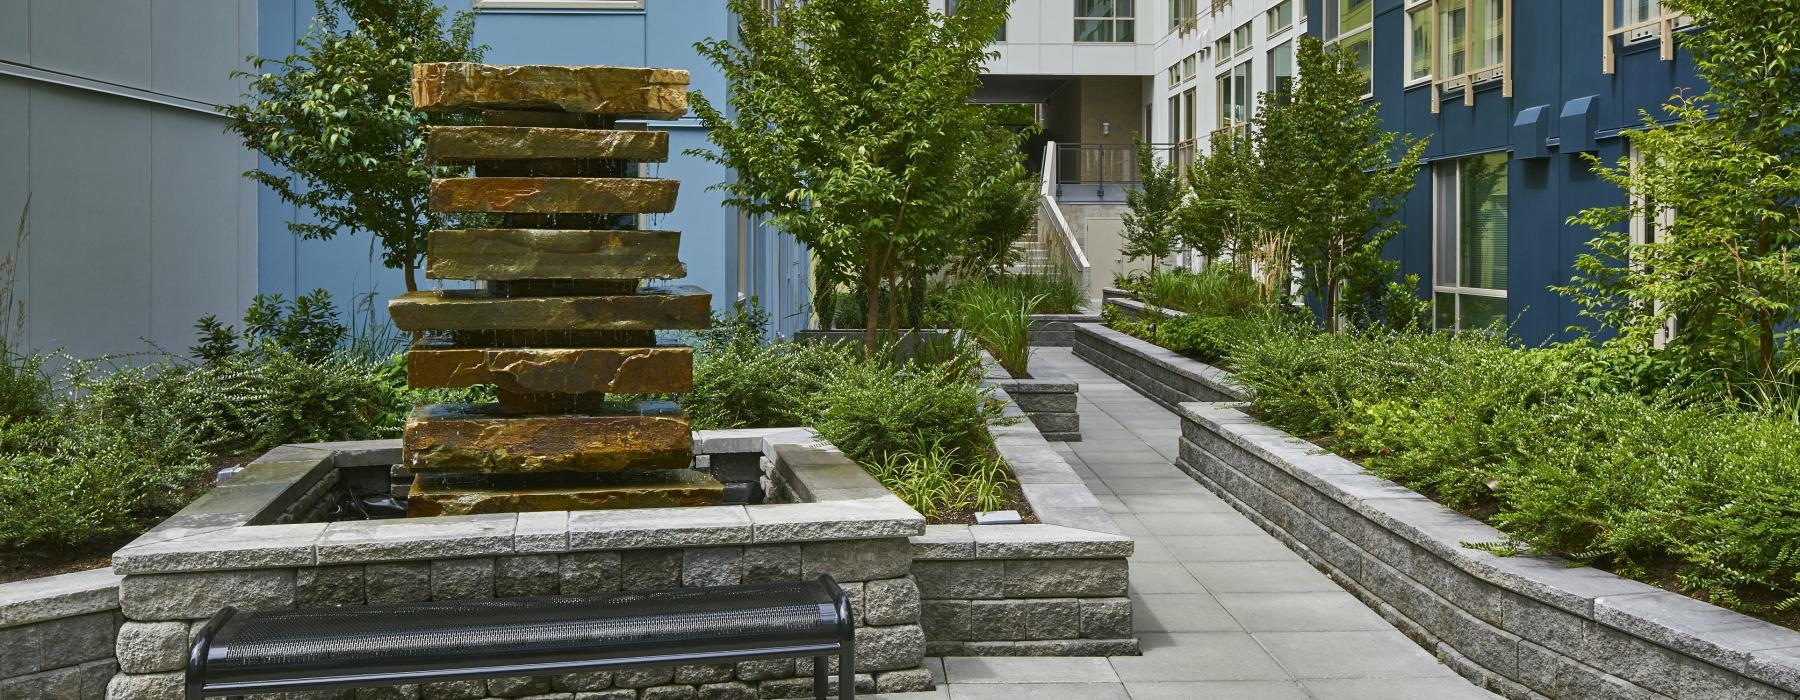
984, 357, 1081, 442
0, 569, 122, 699
1099, 296, 1174, 323
1026, 313, 1101, 347
907, 385, 1138, 657
1071, 322, 1249, 409
105, 431, 933, 700
1176, 402, 1800, 700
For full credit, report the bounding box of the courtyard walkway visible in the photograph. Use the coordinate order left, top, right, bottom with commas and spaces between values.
875, 347, 1494, 699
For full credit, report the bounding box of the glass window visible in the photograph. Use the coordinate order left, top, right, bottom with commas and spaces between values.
1168, 95, 1182, 143
1233, 21, 1253, 54
1266, 0, 1294, 35
1342, 27, 1374, 95
1269, 40, 1295, 103
1215, 35, 1233, 63
1328, 0, 1374, 39
1217, 61, 1252, 128
1439, 0, 1504, 76
1182, 88, 1197, 141
1406, 4, 1433, 83
1168, 0, 1198, 32
1433, 152, 1510, 331
1616, 0, 1661, 27
1076, 0, 1135, 42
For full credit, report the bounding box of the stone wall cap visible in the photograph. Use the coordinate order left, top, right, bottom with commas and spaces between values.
747, 498, 924, 542
568, 506, 752, 550
514, 510, 570, 553
971, 524, 1132, 559
0, 567, 121, 628
1074, 323, 1250, 401
911, 525, 975, 559
114, 522, 325, 575
1596, 590, 1800, 679
1749, 646, 1800, 694
316, 513, 517, 563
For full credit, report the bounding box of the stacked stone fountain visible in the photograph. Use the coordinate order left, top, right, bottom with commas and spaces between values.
390, 63, 720, 517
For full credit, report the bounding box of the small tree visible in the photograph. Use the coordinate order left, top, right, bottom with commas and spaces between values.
1120, 139, 1184, 280
1177, 130, 1258, 268
1559, 0, 1800, 387
1255, 37, 1425, 332
692, 0, 1018, 357
223, 0, 483, 292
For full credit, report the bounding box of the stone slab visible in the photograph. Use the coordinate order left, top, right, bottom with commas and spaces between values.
112, 523, 324, 574
388, 286, 712, 333
403, 402, 693, 474
428, 126, 669, 162
427, 228, 685, 281
314, 513, 518, 564
412, 63, 689, 118
566, 506, 753, 550
429, 177, 678, 214
970, 524, 1133, 560
408, 469, 724, 516
0, 568, 121, 629
746, 498, 925, 542
407, 343, 693, 395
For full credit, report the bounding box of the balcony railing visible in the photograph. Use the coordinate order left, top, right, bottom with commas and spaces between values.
1051, 142, 1183, 200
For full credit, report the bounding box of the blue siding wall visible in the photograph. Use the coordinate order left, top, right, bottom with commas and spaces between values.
1307, 0, 1700, 343
254, 0, 809, 336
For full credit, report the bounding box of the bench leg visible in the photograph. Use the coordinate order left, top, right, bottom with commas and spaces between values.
839, 643, 855, 699
814, 655, 828, 700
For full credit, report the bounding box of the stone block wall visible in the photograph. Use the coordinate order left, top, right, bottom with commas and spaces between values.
910, 526, 1134, 657
1072, 322, 1248, 409
988, 362, 1081, 442
1177, 402, 1800, 700
0, 569, 122, 699
1026, 314, 1100, 347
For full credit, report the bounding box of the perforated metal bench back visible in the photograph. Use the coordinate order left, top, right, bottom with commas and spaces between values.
198, 579, 847, 688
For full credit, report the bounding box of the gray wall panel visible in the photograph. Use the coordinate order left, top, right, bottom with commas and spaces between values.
0, 0, 28, 63
29, 0, 154, 91
0, 78, 29, 348
150, 109, 246, 349
151, 0, 244, 105
27, 85, 154, 357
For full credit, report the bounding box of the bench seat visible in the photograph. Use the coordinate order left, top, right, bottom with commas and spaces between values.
187, 575, 854, 699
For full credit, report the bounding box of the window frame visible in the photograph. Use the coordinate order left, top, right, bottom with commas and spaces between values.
1403, 0, 1434, 88
1266, 0, 1295, 37
1323, 0, 1375, 99
1214, 59, 1252, 139
1602, 1, 1691, 74
1626, 143, 1678, 347
1167, 0, 1200, 35
1426, 0, 1512, 112
473, 0, 644, 9
1075, 0, 1137, 43
1268, 39, 1295, 103
1432, 152, 1511, 332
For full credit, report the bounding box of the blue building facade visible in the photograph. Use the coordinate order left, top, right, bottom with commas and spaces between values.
1305, 0, 1700, 344
256, 0, 812, 336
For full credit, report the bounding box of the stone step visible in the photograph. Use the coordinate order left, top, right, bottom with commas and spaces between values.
407, 342, 694, 395
429, 177, 678, 214
428, 126, 669, 163
403, 401, 693, 474
412, 63, 689, 119
388, 286, 712, 333
407, 468, 723, 516
426, 228, 685, 282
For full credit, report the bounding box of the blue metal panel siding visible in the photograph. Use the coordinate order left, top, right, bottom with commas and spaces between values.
1354, 0, 1701, 341
253, 0, 807, 329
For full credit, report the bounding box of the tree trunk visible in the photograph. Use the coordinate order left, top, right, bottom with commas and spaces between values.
863, 257, 881, 359
405, 255, 419, 293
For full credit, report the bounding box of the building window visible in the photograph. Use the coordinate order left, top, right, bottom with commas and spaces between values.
1167, 53, 1199, 87
1266, 0, 1295, 36
1433, 152, 1509, 331
1168, 0, 1198, 33
1168, 95, 1183, 143
1075, 0, 1136, 42
1324, 0, 1374, 96
1216, 60, 1251, 135
1233, 21, 1253, 55
474, 0, 644, 8
1268, 40, 1295, 103
1405, 1, 1433, 85
1603, 0, 1690, 73
1627, 144, 1678, 347
1214, 35, 1233, 64
1435, 0, 1509, 108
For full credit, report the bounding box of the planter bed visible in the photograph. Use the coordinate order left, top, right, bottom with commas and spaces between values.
1176, 401, 1800, 700
1072, 322, 1248, 409
982, 356, 1082, 442
910, 383, 1136, 657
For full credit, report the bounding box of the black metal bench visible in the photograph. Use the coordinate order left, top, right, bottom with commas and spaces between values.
187, 575, 855, 699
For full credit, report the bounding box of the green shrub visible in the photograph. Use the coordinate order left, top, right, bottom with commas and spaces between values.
866, 438, 1017, 518
986, 271, 1087, 315
948, 282, 1039, 377
1155, 314, 1275, 364
810, 347, 1003, 467
1143, 267, 1263, 317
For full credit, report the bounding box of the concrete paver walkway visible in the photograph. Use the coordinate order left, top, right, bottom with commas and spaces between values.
872, 347, 1494, 699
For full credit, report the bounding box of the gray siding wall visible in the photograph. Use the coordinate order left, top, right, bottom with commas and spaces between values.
0, 0, 259, 360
